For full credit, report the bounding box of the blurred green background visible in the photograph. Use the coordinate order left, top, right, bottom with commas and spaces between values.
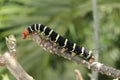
0, 0, 120, 80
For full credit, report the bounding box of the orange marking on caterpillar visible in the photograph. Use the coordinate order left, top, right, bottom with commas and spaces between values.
22, 29, 30, 39
22, 29, 36, 39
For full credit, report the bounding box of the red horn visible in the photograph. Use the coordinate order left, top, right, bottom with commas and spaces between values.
22, 29, 29, 39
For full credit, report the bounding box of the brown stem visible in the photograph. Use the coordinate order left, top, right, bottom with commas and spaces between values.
75, 69, 84, 80
30, 33, 120, 79
0, 35, 34, 80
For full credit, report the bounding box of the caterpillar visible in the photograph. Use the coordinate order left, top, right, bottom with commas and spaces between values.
23, 24, 94, 62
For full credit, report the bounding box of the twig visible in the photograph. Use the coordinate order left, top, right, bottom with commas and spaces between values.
92, 0, 100, 79
5, 35, 16, 57
75, 69, 84, 80
0, 35, 34, 80
2, 52, 34, 80
30, 33, 120, 79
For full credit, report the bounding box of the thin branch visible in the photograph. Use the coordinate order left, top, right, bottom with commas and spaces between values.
92, 0, 100, 79
5, 35, 16, 57
75, 69, 84, 80
0, 35, 34, 80
30, 33, 120, 79
2, 52, 34, 80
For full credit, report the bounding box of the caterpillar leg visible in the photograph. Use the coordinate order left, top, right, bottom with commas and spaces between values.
46, 37, 50, 41
61, 48, 67, 54
88, 56, 95, 63
71, 52, 76, 57
53, 43, 58, 48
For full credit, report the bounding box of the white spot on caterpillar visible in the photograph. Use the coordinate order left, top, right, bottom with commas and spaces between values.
81, 47, 85, 55
42, 26, 47, 35
34, 24, 37, 31
55, 34, 60, 42
63, 39, 68, 47
87, 51, 92, 59
38, 24, 41, 32
48, 29, 53, 37
72, 43, 76, 51
29, 26, 33, 31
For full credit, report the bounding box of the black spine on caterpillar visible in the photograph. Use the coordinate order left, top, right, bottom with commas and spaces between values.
27, 24, 94, 62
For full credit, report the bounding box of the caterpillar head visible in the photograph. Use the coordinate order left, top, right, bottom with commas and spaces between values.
22, 29, 29, 39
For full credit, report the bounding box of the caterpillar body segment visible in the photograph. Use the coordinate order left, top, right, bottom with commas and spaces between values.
23, 24, 94, 62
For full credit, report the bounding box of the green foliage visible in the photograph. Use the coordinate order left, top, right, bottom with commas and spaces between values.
0, 0, 120, 80
2, 74, 10, 80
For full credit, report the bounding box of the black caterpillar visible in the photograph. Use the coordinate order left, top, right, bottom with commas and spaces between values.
23, 24, 94, 62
